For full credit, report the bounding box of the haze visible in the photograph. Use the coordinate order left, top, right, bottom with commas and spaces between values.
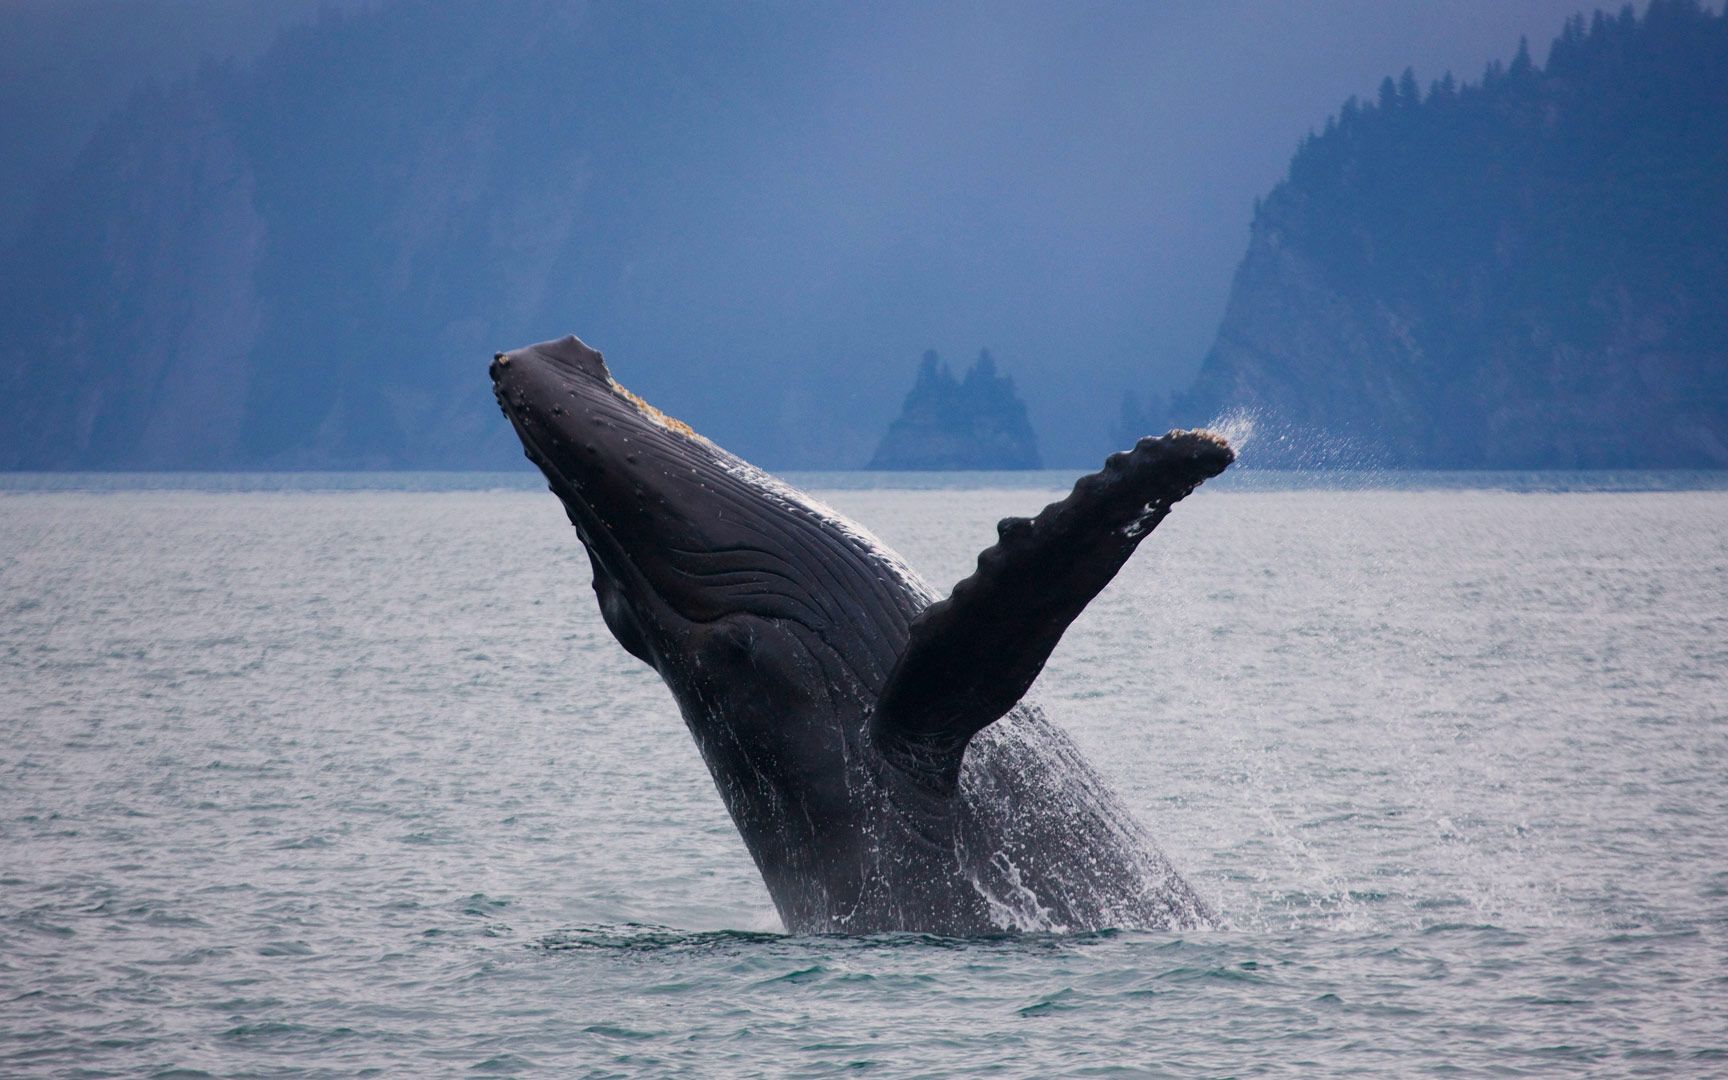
3, 0, 1599, 465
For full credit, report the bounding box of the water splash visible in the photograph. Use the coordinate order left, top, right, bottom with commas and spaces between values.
1207, 409, 1258, 458
1196, 406, 1390, 478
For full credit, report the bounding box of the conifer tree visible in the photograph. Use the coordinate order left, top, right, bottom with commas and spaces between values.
1377, 75, 1398, 111
1510, 36, 1534, 81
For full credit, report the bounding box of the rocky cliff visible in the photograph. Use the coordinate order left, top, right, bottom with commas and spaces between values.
0, 3, 817, 469
1178, 0, 1728, 468
870, 350, 1040, 470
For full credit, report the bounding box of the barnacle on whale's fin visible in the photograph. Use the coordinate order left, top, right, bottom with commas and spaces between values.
872, 429, 1234, 789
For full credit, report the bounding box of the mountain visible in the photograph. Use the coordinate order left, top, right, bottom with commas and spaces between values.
0, 3, 854, 470
869, 350, 1040, 469
1177, 0, 1728, 468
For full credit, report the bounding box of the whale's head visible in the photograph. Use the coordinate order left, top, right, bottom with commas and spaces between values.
489, 336, 919, 694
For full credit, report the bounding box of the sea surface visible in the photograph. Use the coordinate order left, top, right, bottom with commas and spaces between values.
2, 472, 1724, 1077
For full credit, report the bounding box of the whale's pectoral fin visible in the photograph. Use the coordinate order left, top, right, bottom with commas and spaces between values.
872, 430, 1234, 787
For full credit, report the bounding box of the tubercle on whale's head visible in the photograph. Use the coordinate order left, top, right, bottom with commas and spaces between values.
489, 336, 788, 668
489, 335, 707, 445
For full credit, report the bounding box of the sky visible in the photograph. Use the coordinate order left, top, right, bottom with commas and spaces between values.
3, 0, 1613, 464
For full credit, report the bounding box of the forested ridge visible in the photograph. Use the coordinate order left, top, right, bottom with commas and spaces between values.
1179, 0, 1728, 467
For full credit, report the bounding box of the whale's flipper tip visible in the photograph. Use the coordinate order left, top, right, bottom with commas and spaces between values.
874, 429, 1233, 787
1131, 427, 1235, 474
1171, 427, 1234, 459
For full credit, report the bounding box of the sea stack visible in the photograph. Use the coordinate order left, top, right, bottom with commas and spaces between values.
869, 350, 1041, 470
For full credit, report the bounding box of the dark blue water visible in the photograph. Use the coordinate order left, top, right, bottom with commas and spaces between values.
3, 476, 1724, 1075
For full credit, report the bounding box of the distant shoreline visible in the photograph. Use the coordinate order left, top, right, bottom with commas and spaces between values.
3, 469, 1727, 495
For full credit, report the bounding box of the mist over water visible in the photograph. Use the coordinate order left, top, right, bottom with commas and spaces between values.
2, 477, 1724, 1075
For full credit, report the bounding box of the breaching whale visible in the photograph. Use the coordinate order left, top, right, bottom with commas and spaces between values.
491, 335, 1233, 935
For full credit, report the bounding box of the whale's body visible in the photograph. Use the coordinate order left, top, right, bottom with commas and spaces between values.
491, 336, 1232, 934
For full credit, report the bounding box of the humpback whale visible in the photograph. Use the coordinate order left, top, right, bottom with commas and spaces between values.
491, 335, 1233, 934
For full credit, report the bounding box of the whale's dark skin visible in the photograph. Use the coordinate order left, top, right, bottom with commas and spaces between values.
491, 335, 1233, 934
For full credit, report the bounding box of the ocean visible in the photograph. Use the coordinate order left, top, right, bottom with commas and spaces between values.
2, 472, 1724, 1077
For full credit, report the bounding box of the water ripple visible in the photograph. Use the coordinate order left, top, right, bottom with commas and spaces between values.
2, 485, 1724, 1075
